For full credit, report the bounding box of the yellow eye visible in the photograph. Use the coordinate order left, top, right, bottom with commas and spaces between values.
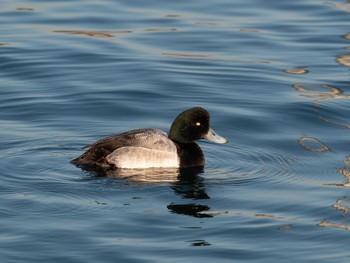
196, 122, 201, 126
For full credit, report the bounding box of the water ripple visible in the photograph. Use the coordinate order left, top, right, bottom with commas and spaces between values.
293, 83, 350, 130
203, 141, 300, 187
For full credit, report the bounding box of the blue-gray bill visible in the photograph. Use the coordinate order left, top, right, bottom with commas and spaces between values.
203, 128, 227, 144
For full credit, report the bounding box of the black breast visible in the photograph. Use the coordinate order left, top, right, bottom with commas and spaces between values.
174, 142, 205, 168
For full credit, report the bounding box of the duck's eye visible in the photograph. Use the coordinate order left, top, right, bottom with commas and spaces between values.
196, 122, 201, 127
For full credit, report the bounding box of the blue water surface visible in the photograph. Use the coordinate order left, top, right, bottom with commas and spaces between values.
1, 0, 350, 262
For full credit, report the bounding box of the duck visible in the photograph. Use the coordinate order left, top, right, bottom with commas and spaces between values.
71, 107, 227, 170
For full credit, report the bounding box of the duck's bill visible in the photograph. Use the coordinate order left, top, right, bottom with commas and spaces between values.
203, 128, 228, 144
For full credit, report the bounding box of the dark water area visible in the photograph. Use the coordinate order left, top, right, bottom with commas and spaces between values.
1, 0, 350, 262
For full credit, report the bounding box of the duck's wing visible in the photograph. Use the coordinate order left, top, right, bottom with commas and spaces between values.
87, 128, 176, 151
72, 128, 176, 168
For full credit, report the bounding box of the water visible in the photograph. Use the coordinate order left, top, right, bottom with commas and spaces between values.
1, 0, 350, 262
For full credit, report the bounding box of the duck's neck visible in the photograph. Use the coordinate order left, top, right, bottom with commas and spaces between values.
173, 141, 204, 168
169, 124, 191, 144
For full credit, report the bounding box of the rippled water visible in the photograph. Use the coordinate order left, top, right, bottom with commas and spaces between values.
1, 0, 350, 262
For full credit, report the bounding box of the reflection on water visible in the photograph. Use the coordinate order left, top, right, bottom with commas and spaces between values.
333, 197, 350, 214
164, 170, 231, 218
337, 155, 350, 186
54, 30, 115, 38
318, 197, 350, 231
79, 160, 206, 183
298, 137, 330, 153
167, 203, 213, 218
164, 14, 181, 18
293, 83, 346, 101
88, 165, 224, 218
187, 240, 211, 247
54, 28, 177, 39
337, 32, 350, 66
319, 115, 350, 130
344, 155, 350, 167
171, 176, 210, 199
168, 204, 229, 218
336, 54, 350, 66
320, 155, 350, 232
283, 68, 308, 74
16, 7, 34, 11
278, 224, 293, 231
101, 167, 203, 183
162, 52, 211, 58
293, 84, 350, 129
318, 220, 350, 230
255, 213, 286, 220
143, 28, 177, 32
239, 28, 260, 32
168, 172, 221, 218
326, 0, 350, 13
162, 51, 275, 65
194, 21, 220, 26
320, 155, 350, 230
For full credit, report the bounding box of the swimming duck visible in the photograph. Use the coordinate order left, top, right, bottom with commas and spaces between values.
71, 107, 227, 170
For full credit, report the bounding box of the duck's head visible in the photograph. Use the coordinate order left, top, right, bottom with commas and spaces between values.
169, 107, 227, 144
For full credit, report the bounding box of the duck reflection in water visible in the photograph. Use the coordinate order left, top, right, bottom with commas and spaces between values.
86, 167, 221, 218
167, 169, 214, 218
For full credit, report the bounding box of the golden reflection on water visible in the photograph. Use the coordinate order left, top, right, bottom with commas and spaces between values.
337, 33, 350, 66
336, 54, 350, 66
283, 68, 309, 74
279, 224, 293, 230
344, 33, 350, 40
298, 137, 330, 153
253, 212, 295, 231
255, 213, 286, 220
293, 83, 345, 100
336, 155, 350, 186
320, 158, 350, 231
332, 197, 350, 214
294, 83, 350, 133
325, 1, 350, 13
318, 196, 350, 230
16, 7, 34, 11
318, 220, 350, 230
54, 30, 115, 38
320, 115, 350, 129
292, 29, 350, 131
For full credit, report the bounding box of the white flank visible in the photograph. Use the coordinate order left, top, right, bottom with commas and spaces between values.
106, 146, 180, 169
